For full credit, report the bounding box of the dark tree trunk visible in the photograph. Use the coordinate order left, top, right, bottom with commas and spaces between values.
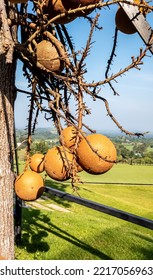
0, 54, 16, 259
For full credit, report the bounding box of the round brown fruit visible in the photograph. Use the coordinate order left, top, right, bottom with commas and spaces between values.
115, 7, 137, 35
36, 40, 64, 72
77, 133, 117, 174
60, 126, 82, 150
14, 170, 44, 201
29, 153, 45, 173
45, 146, 74, 181
44, 0, 77, 24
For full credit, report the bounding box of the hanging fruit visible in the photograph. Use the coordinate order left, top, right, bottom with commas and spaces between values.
115, 7, 137, 35
60, 126, 84, 151
43, 0, 77, 24
77, 134, 117, 174
44, 146, 74, 181
29, 153, 45, 173
14, 170, 44, 201
115, 0, 150, 35
36, 40, 65, 72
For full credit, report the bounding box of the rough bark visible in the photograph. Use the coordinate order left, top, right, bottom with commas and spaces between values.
0, 54, 16, 259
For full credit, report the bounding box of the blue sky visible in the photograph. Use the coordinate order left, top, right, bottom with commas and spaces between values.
15, 3, 153, 134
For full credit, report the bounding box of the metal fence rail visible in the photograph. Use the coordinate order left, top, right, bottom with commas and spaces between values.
45, 186, 153, 230
79, 182, 153, 186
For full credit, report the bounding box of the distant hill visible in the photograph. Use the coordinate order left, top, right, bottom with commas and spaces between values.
16, 127, 58, 141
16, 127, 153, 140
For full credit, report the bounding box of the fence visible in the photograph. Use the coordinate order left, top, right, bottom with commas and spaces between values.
14, 184, 153, 245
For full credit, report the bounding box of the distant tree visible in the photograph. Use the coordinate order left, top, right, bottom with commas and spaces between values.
133, 143, 147, 156
143, 157, 153, 164
30, 140, 52, 155
117, 144, 129, 159
146, 152, 153, 160
129, 150, 135, 158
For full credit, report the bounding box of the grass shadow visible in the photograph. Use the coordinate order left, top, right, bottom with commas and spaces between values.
44, 179, 73, 208
20, 208, 50, 254
130, 232, 153, 259
20, 207, 112, 260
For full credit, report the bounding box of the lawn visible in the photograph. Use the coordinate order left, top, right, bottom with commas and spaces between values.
79, 163, 153, 184
18, 161, 153, 184
15, 163, 153, 260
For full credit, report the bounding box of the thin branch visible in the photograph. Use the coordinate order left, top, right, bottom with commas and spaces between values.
77, 14, 99, 74
84, 47, 149, 87
94, 93, 149, 137
105, 27, 119, 95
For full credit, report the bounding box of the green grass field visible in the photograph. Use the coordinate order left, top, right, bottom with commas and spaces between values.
79, 163, 153, 184
15, 163, 153, 260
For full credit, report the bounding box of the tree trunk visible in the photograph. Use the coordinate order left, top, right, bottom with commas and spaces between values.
0, 54, 16, 259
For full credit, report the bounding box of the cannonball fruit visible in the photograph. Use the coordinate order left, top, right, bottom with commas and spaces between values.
36, 40, 64, 72
77, 133, 117, 174
29, 153, 45, 173
60, 126, 80, 150
115, 7, 137, 35
14, 170, 44, 201
44, 146, 74, 181
44, 0, 77, 24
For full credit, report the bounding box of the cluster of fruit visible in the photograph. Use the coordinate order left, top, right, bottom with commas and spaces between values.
14, 127, 117, 202
8, 0, 148, 35
27, 0, 100, 73
8, 0, 148, 74
7, 1, 100, 74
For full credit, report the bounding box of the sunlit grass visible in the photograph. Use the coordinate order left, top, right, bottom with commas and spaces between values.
17, 161, 153, 184
15, 201, 153, 260
79, 164, 153, 184
15, 164, 153, 260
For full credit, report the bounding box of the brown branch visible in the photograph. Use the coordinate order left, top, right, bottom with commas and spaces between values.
84, 47, 149, 87
105, 27, 119, 95
94, 94, 149, 136
77, 13, 100, 74
20, 1, 123, 47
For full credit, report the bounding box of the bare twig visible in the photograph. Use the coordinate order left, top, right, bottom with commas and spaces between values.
84, 47, 149, 87
94, 93, 149, 137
